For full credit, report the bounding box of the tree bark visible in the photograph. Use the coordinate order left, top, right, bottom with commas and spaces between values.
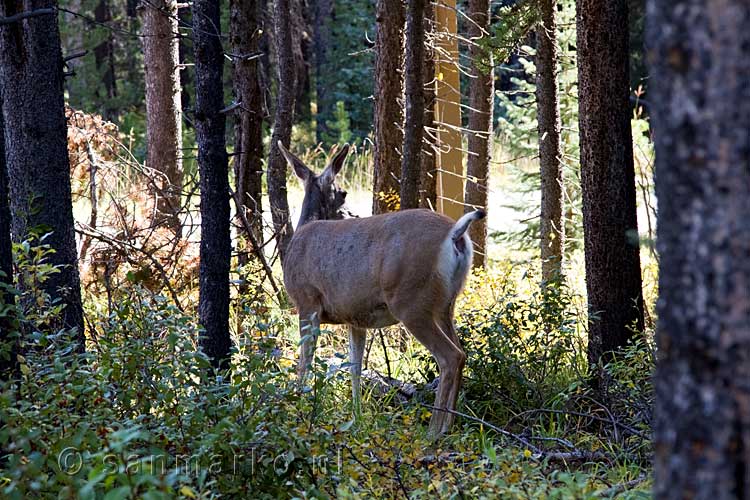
650, 2, 750, 498
94, 0, 118, 121
292, 0, 312, 122
193, 0, 232, 368
537, 0, 563, 282
0, 0, 85, 346
419, 6, 437, 211
576, 0, 644, 369
464, 0, 492, 268
0, 104, 18, 379
230, 0, 264, 260
372, 0, 405, 215
141, 0, 184, 237
313, 0, 333, 144
400, 0, 424, 210
267, 0, 297, 261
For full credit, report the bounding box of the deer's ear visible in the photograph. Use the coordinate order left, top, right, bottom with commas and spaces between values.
320, 144, 350, 185
278, 141, 312, 182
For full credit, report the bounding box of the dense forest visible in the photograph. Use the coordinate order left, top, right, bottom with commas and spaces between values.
0, 0, 748, 498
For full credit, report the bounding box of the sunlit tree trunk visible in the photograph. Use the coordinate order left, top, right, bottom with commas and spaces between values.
464, 0, 492, 267
141, 0, 183, 237
193, 0, 232, 368
400, 0, 425, 210
537, 0, 563, 283
650, 2, 750, 498
267, 0, 297, 261
372, 0, 405, 214
577, 0, 644, 371
0, 0, 85, 347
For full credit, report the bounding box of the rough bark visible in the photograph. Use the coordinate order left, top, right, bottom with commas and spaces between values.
94, 0, 118, 121
536, 0, 563, 282
650, 2, 750, 498
576, 0, 644, 368
267, 0, 297, 261
0, 104, 18, 379
313, 0, 333, 143
419, 6, 437, 210
400, 0, 424, 210
193, 0, 232, 368
141, 0, 184, 237
230, 0, 264, 256
292, 0, 312, 121
0, 0, 85, 345
464, 0, 492, 268
372, 0, 405, 214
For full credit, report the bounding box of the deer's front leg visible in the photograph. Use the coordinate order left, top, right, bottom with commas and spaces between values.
348, 326, 367, 414
297, 311, 321, 381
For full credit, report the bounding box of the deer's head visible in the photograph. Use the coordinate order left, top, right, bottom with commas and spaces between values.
278, 141, 351, 227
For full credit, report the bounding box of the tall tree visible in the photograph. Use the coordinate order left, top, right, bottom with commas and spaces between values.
650, 2, 750, 497
576, 0, 643, 369
313, 0, 333, 143
193, 0, 232, 368
0, 0, 85, 346
292, 0, 312, 122
0, 105, 17, 379
536, 0, 563, 282
94, 0, 117, 121
141, 0, 184, 236
372, 0, 405, 214
230, 0, 264, 261
463, 0, 492, 267
419, 8, 437, 211
400, 0, 425, 210
267, 0, 297, 261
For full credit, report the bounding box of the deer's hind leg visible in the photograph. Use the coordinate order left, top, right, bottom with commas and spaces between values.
393, 307, 466, 438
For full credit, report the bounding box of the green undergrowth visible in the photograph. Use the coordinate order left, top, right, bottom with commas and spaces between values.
0, 240, 653, 498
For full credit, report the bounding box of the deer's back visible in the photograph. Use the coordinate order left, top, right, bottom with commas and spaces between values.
283, 209, 456, 327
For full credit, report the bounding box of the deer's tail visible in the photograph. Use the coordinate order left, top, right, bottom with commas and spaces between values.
437, 210, 486, 296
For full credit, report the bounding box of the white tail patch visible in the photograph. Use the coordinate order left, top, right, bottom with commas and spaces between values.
436, 210, 486, 295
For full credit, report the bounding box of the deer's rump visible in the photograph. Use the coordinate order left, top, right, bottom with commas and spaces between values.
283, 209, 464, 328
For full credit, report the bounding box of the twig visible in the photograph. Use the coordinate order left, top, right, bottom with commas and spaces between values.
0, 7, 54, 25
511, 407, 648, 440
229, 188, 282, 300
423, 405, 611, 462
594, 474, 648, 497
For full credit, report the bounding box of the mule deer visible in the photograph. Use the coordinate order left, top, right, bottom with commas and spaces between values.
279, 141, 485, 438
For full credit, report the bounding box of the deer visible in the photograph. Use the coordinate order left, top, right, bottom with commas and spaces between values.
278, 141, 485, 438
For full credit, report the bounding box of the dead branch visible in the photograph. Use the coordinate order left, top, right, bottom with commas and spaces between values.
0, 7, 54, 25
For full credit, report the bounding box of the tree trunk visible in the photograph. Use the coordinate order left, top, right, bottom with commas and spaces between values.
313, 0, 333, 144
576, 0, 644, 369
537, 0, 563, 282
179, 6, 193, 130
0, 105, 18, 379
400, 0, 424, 210
141, 0, 184, 237
230, 0, 264, 260
419, 6, 437, 211
292, 0, 312, 122
372, 0, 405, 215
0, 0, 85, 346
464, 0, 492, 268
650, 2, 750, 498
94, 0, 118, 121
434, 0, 464, 220
193, 0, 232, 368
267, 0, 297, 261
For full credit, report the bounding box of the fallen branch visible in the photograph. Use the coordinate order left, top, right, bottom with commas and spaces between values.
594, 474, 648, 497
423, 404, 610, 462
